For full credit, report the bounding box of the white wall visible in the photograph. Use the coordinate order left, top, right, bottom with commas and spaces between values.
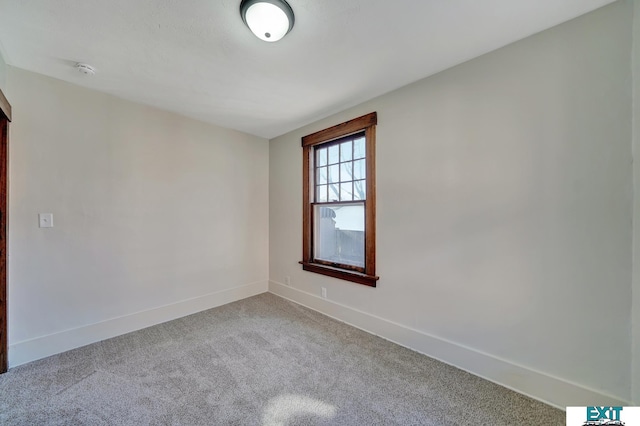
270, 0, 633, 407
632, 0, 640, 405
6, 67, 269, 366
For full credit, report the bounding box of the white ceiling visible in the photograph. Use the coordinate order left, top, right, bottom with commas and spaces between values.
0, 0, 616, 139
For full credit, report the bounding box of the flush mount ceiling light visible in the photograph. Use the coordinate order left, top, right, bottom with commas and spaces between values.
240, 0, 294, 42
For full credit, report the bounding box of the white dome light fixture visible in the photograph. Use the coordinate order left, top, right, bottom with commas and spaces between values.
240, 0, 294, 42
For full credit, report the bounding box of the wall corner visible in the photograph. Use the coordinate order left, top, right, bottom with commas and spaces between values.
631, 0, 640, 405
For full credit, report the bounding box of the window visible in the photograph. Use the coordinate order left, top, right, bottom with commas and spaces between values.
301, 112, 378, 287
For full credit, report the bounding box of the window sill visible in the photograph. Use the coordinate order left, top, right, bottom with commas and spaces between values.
299, 261, 379, 287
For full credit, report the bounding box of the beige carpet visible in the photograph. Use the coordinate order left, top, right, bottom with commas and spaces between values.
0, 293, 564, 425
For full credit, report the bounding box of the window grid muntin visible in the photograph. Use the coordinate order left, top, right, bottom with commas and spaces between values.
314, 132, 366, 204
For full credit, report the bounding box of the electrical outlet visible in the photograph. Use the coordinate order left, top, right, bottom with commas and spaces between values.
285, 276, 291, 286
321, 287, 327, 299
39, 213, 54, 228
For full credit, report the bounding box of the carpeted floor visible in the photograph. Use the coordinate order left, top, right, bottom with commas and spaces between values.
0, 293, 564, 425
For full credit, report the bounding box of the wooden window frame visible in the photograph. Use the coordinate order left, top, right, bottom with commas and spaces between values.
300, 112, 379, 287
0, 87, 10, 374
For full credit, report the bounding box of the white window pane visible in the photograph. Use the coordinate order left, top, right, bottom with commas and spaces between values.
353, 180, 366, 200
316, 185, 328, 202
353, 159, 366, 180
340, 182, 353, 201
317, 166, 328, 185
340, 162, 352, 183
314, 203, 364, 268
354, 137, 365, 159
317, 147, 328, 166
328, 145, 339, 165
328, 184, 340, 201
328, 164, 339, 183
340, 141, 352, 162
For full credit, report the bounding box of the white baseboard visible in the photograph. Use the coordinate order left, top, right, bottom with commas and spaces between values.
269, 280, 630, 409
9, 280, 268, 368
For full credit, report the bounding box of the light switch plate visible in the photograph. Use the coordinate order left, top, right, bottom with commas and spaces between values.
39, 213, 53, 228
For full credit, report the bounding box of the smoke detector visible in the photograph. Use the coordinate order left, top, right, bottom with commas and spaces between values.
75, 63, 96, 76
